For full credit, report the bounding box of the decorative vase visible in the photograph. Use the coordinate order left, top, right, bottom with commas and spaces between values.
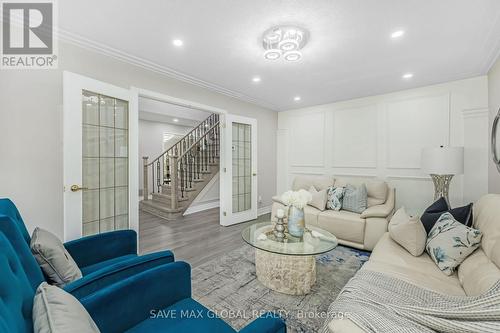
287, 206, 305, 238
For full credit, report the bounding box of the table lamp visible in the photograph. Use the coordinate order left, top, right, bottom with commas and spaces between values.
421, 146, 464, 205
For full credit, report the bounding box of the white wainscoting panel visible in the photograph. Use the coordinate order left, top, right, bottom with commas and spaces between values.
332, 105, 378, 168
290, 112, 325, 167
386, 94, 450, 169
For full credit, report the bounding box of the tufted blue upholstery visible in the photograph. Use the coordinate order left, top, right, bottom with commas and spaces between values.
0, 233, 34, 333
0, 198, 175, 300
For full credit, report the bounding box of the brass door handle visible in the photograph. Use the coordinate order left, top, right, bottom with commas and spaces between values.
70, 185, 88, 192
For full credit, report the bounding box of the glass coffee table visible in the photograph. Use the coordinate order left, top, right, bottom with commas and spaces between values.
242, 222, 338, 295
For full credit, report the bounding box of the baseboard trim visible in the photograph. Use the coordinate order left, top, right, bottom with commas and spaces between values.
183, 199, 220, 216
258, 205, 272, 216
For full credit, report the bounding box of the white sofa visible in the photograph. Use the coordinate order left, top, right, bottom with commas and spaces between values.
272, 175, 395, 251
327, 194, 500, 332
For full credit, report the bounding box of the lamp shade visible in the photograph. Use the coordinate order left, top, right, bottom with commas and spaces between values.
421, 146, 464, 175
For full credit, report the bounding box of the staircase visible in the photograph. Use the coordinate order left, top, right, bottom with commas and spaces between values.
140, 113, 220, 220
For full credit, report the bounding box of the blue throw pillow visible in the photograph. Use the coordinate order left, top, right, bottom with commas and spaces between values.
342, 184, 367, 214
421, 197, 473, 234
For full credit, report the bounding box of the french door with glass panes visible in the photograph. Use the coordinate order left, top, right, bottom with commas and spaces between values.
63, 72, 133, 241
220, 114, 257, 226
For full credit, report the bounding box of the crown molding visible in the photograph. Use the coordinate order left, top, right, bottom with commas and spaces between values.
56, 30, 279, 111
478, 10, 500, 73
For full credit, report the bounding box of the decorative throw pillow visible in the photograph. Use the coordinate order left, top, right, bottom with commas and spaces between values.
421, 197, 473, 233
30, 228, 82, 287
389, 207, 427, 256
308, 186, 328, 211
326, 186, 344, 211
33, 282, 101, 333
342, 184, 368, 214
426, 212, 482, 276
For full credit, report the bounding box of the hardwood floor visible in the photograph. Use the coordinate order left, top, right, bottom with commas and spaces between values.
139, 208, 270, 267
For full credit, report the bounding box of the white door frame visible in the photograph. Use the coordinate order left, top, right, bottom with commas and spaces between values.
129, 87, 230, 225
63, 71, 138, 241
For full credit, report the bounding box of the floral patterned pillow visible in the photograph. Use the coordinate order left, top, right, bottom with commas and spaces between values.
326, 186, 344, 211
426, 212, 482, 276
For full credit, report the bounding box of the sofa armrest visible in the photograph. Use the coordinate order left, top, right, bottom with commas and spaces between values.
239, 313, 286, 333
64, 250, 174, 299
360, 188, 395, 219
64, 230, 137, 268
272, 195, 285, 205
81, 261, 191, 333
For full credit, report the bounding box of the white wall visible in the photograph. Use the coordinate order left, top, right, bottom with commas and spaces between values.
0, 41, 277, 239
488, 56, 500, 193
277, 76, 489, 213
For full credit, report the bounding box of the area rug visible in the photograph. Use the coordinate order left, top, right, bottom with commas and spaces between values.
192, 244, 370, 333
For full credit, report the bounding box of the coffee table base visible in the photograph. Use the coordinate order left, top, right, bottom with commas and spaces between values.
255, 249, 316, 295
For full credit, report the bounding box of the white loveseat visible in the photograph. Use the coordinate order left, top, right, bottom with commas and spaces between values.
327, 194, 500, 332
272, 175, 395, 251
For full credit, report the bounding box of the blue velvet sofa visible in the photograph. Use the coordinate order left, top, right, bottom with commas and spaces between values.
0, 198, 175, 299
0, 233, 286, 333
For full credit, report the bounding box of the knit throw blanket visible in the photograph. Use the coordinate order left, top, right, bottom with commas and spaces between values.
322, 270, 500, 333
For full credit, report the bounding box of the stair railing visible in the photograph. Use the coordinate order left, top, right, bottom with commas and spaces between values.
143, 113, 220, 209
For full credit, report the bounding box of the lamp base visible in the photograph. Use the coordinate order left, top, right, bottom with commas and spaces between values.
430, 174, 454, 206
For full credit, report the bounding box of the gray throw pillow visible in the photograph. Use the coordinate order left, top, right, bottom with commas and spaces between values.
30, 228, 82, 287
426, 212, 482, 276
308, 186, 328, 211
33, 282, 101, 333
342, 184, 368, 214
326, 186, 344, 211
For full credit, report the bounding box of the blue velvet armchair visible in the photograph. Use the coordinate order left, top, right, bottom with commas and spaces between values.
0, 198, 175, 299
0, 233, 286, 333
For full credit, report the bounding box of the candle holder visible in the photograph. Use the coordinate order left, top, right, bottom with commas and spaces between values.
274, 216, 286, 242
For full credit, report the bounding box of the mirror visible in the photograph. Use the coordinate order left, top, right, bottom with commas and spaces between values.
493, 107, 500, 172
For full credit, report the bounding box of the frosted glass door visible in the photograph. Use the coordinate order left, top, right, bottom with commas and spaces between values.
81, 91, 129, 236
220, 114, 257, 226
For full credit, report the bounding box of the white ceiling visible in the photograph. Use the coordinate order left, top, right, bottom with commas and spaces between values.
139, 97, 211, 127
60, 0, 500, 111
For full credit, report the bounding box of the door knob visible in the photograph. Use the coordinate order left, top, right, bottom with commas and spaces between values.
252, 173, 257, 176
70, 185, 88, 192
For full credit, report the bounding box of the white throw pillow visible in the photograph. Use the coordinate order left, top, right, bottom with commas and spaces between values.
426, 212, 482, 276
308, 186, 328, 211
33, 282, 100, 333
388, 207, 427, 256
30, 227, 82, 287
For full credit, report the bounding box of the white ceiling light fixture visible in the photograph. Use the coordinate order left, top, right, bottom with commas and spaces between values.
262, 26, 308, 62
172, 39, 183, 47
294, 96, 301, 101
402, 73, 414, 79
252, 76, 261, 83
391, 30, 405, 39
173, 118, 179, 122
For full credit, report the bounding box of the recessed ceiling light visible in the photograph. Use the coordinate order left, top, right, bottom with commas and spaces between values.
173, 118, 179, 122
252, 76, 261, 83
391, 30, 405, 39
172, 39, 183, 47
402, 73, 414, 79
294, 96, 301, 102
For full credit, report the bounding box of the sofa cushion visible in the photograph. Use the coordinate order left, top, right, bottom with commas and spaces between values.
33, 282, 100, 333
426, 213, 482, 276
334, 178, 388, 207
304, 205, 321, 225
308, 186, 327, 211
472, 194, 500, 268
342, 184, 367, 214
126, 298, 235, 333
79, 254, 136, 276
363, 233, 466, 295
420, 197, 473, 233
317, 210, 365, 244
388, 208, 427, 256
326, 186, 344, 211
458, 249, 500, 296
30, 227, 83, 287
292, 175, 335, 191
